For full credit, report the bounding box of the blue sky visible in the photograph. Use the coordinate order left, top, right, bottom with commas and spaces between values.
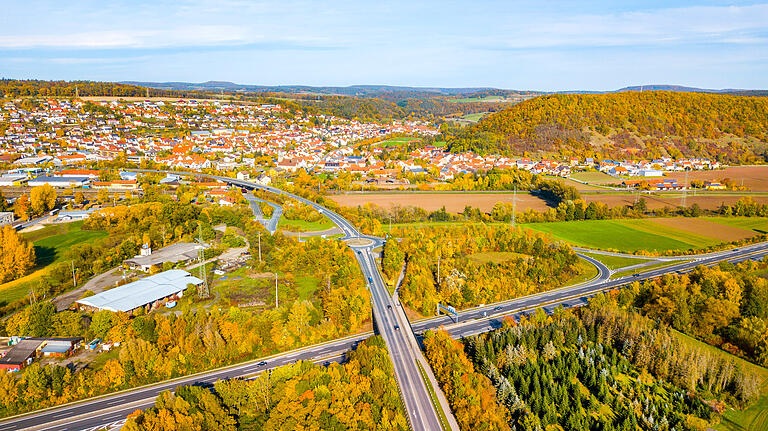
1, 0, 767, 91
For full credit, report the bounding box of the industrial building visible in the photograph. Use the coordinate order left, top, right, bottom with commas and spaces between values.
0, 337, 84, 371
27, 175, 91, 188
76, 269, 203, 313
123, 242, 206, 272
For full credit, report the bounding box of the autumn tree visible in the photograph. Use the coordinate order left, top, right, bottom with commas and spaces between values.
0, 225, 36, 283
13, 195, 31, 221
29, 184, 57, 216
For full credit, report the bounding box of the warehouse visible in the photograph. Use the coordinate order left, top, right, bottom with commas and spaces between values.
76, 269, 202, 313
123, 242, 205, 272
27, 175, 90, 188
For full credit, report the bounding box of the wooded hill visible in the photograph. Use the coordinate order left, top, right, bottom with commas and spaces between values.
444, 91, 768, 163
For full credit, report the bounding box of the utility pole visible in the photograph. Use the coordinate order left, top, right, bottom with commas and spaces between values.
511, 185, 517, 226
71, 261, 77, 288
258, 232, 262, 263
197, 224, 209, 299
681, 170, 688, 207
274, 272, 279, 308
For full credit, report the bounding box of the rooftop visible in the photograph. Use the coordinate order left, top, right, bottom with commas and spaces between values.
77, 269, 202, 312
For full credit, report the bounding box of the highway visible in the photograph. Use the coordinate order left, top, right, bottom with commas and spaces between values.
2, 170, 766, 430
140, 170, 448, 429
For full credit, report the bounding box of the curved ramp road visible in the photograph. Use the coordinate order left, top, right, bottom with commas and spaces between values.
2, 169, 766, 430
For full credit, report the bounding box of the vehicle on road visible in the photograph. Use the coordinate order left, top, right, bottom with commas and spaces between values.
257, 361, 267, 366
494, 306, 503, 311
632, 273, 640, 277
367, 276, 373, 283
387, 305, 392, 310
394, 325, 400, 330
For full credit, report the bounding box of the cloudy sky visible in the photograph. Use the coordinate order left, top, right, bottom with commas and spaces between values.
1, 0, 767, 90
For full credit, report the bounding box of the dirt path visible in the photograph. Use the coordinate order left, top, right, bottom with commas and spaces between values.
53, 267, 125, 311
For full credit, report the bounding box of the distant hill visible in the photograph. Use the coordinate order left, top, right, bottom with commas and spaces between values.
121, 81, 502, 98
443, 91, 768, 163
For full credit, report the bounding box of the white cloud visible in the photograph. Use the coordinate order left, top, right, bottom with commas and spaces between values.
0, 25, 251, 49
488, 4, 768, 49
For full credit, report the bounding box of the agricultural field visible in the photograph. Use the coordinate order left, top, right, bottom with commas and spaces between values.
705, 216, 768, 234
582, 193, 768, 210
0, 222, 107, 305
664, 165, 768, 191
569, 171, 618, 184
523, 217, 760, 252
331, 191, 550, 213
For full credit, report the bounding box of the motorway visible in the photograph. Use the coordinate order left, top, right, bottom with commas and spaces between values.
2, 170, 767, 430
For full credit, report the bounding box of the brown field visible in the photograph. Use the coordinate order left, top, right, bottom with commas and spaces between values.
650, 217, 756, 242
584, 194, 768, 211
663, 166, 768, 191
330, 192, 551, 213
332, 191, 768, 214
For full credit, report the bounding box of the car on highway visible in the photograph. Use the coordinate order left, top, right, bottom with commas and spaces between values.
494, 306, 503, 311
368, 276, 373, 283
394, 324, 400, 330
257, 361, 267, 366
387, 305, 392, 310
632, 273, 640, 277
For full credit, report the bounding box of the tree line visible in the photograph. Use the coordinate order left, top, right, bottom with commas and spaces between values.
122, 336, 407, 430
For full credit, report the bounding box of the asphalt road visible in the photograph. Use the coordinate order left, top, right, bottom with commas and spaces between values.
242, 192, 282, 234
3, 237, 766, 430
3, 170, 766, 431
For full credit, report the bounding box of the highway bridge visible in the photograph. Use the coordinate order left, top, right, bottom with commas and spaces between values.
2, 170, 767, 431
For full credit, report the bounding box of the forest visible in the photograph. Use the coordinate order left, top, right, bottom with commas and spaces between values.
425, 297, 765, 431
444, 91, 768, 162
122, 336, 407, 430
382, 225, 582, 315
0, 79, 176, 98
630, 260, 768, 366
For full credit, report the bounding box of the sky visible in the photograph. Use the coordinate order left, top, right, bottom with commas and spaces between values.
1, 0, 767, 91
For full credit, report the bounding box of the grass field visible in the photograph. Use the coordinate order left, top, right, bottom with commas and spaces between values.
582, 252, 654, 270
461, 112, 487, 122
523, 219, 724, 252
296, 275, 319, 300
610, 260, 690, 279
0, 222, 108, 305
278, 216, 335, 233
566, 258, 600, 285
379, 137, 419, 147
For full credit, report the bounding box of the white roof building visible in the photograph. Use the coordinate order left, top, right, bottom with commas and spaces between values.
76, 269, 202, 313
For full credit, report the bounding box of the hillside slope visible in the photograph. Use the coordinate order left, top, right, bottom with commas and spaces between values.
444, 91, 768, 162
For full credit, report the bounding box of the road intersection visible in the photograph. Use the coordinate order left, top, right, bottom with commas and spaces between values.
1, 170, 766, 431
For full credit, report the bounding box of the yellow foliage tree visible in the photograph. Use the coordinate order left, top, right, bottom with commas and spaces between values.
0, 225, 36, 283
30, 184, 57, 216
